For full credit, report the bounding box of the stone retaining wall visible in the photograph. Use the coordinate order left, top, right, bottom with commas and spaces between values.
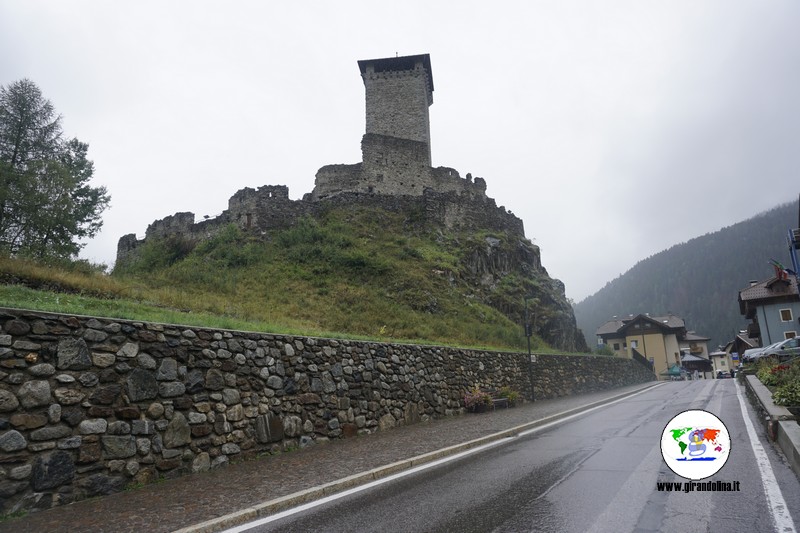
0, 308, 653, 514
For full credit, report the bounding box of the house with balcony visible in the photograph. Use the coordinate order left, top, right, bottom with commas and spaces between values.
738, 274, 800, 345
596, 313, 711, 380
679, 331, 711, 359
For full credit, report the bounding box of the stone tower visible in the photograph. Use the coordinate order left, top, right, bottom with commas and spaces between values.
357, 53, 434, 166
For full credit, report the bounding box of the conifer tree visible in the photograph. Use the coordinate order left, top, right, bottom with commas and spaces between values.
0, 79, 109, 258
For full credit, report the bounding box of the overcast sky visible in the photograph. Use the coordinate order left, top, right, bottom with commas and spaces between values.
2, 1, 799, 302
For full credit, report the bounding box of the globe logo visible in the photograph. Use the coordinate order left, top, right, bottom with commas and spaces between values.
660, 409, 730, 480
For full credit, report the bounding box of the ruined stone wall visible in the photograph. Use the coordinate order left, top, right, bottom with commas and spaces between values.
227, 185, 311, 233
423, 188, 525, 237
145, 212, 196, 240
115, 186, 317, 267
311, 136, 498, 204
0, 309, 653, 514
312, 164, 364, 201
115, 177, 526, 269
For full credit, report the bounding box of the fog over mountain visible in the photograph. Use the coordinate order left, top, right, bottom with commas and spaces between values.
574, 200, 799, 350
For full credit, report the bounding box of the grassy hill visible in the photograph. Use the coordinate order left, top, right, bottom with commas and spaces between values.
1, 204, 582, 353
574, 201, 799, 349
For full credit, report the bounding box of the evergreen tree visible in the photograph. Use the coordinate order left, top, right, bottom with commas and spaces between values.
0, 79, 109, 258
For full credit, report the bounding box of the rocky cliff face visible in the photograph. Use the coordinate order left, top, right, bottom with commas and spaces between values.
459, 233, 588, 353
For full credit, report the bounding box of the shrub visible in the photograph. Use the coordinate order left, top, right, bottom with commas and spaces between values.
595, 345, 615, 356
499, 386, 520, 404
757, 363, 788, 386
117, 235, 195, 274
757, 359, 799, 387
756, 359, 800, 408
191, 225, 267, 268
464, 388, 491, 410
773, 381, 800, 407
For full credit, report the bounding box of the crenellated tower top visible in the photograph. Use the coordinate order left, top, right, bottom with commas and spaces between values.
357, 54, 434, 166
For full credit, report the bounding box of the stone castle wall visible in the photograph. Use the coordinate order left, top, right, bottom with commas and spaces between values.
360, 134, 432, 195
311, 134, 494, 201
116, 176, 523, 267
0, 308, 654, 514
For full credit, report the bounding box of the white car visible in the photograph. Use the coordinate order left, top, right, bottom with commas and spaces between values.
742, 347, 764, 363
750, 341, 784, 362
743, 342, 780, 363
761, 337, 800, 361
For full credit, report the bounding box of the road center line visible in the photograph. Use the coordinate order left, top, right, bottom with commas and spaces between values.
734, 379, 796, 532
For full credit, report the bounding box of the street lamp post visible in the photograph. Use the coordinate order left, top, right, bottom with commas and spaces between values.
525, 297, 536, 402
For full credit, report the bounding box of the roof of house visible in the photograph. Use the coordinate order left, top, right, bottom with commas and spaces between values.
596, 319, 627, 336
735, 333, 758, 349
681, 353, 710, 362
738, 275, 799, 317
596, 313, 686, 337
739, 275, 798, 302
682, 331, 711, 342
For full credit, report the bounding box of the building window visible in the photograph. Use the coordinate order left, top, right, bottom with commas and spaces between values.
780, 309, 793, 322
631, 340, 639, 349
613, 343, 620, 351
785, 331, 797, 339
720, 360, 726, 367
623, 342, 627, 349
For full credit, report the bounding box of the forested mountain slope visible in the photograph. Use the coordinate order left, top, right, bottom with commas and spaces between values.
574, 202, 798, 349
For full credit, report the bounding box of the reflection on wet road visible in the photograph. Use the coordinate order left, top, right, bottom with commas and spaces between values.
233, 380, 799, 533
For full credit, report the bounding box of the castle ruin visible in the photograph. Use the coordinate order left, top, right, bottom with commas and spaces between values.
116, 54, 523, 265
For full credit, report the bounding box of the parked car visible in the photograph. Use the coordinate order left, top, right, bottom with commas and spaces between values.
761, 337, 800, 361
750, 341, 783, 362
742, 347, 764, 363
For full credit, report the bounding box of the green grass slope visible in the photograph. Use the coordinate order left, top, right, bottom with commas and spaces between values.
2, 205, 568, 353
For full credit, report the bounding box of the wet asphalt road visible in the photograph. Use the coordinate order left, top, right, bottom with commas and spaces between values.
235, 380, 800, 533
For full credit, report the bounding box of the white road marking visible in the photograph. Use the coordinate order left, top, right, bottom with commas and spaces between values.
734, 379, 796, 532
221, 437, 515, 532
222, 383, 665, 532
517, 383, 665, 438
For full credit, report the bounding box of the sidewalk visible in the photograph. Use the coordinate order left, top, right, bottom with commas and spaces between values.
2, 382, 660, 533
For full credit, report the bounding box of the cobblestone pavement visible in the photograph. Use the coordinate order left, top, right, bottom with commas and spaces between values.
2, 383, 657, 533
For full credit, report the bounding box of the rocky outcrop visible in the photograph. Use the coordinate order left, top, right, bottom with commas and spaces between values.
460, 234, 588, 353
